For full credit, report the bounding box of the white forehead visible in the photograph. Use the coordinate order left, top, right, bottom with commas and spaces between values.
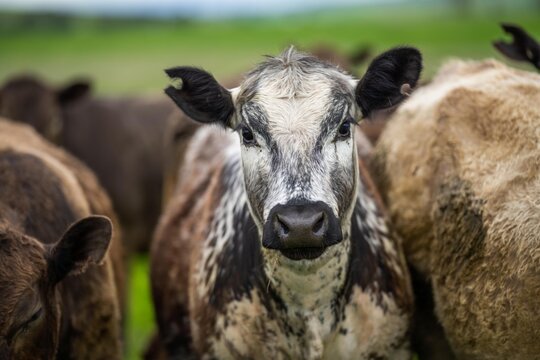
258, 85, 333, 147
238, 48, 355, 148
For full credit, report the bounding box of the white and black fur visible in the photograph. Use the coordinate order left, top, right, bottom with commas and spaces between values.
157, 46, 422, 359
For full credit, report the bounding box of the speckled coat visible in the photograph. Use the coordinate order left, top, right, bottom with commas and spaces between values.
151, 127, 413, 360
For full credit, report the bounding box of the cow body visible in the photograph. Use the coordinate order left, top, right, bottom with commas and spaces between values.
153, 128, 411, 359
60, 94, 186, 252
152, 47, 421, 359
372, 59, 540, 358
0, 118, 123, 359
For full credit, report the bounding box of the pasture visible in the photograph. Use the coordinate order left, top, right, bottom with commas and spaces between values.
1, 5, 539, 359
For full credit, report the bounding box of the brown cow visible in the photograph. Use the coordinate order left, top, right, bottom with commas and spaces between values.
372, 59, 540, 359
0, 76, 184, 252
0, 118, 124, 359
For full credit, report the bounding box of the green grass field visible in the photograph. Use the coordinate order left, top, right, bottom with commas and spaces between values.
1, 6, 539, 359
2, 6, 540, 95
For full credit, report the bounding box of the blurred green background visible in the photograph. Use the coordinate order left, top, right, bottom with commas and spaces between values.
1, 0, 539, 359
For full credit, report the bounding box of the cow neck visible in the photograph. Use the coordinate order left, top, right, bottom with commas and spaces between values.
262, 236, 351, 313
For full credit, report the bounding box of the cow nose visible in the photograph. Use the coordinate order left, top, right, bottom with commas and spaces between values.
273, 207, 327, 248
262, 201, 343, 259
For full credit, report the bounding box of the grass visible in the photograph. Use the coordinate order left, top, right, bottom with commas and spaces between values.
126, 255, 154, 360
1, 6, 539, 359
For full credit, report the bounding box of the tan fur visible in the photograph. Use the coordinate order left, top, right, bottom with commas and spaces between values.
372, 59, 540, 359
0, 118, 124, 359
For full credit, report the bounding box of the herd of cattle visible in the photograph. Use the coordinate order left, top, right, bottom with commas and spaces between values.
0, 24, 538, 360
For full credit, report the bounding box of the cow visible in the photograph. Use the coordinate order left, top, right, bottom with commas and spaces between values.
371, 59, 540, 359
0, 76, 186, 252
150, 46, 422, 359
0, 118, 124, 359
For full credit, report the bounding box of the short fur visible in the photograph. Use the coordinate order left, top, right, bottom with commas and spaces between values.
372, 59, 540, 359
0, 118, 124, 359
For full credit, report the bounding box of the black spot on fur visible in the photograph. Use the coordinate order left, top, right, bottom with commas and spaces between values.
164, 67, 234, 126
208, 161, 284, 314
239, 102, 273, 147
356, 47, 422, 117
315, 94, 350, 149
342, 198, 404, 308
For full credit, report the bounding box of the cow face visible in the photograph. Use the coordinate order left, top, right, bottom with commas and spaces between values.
0, 216, 111, 360
165, 47, 421, 261
0, 76, 90, 143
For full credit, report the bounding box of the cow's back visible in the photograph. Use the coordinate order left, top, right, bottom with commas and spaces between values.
373, 60, 540, 358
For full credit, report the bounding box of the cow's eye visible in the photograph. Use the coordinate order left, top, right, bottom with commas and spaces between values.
13, 308, 42, 340
241, 126, 257, 146
336, 121, 351, 139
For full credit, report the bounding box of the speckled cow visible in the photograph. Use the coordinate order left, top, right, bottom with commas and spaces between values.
151, 47, 422, 359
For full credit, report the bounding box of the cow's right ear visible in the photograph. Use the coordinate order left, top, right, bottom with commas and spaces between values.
355, 47, 422, 118
49, 216, 112, 284
164, 67, 235, 127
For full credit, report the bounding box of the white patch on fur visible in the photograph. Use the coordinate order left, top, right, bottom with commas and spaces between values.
325, 288, 410, 359
207, 286, 409, 360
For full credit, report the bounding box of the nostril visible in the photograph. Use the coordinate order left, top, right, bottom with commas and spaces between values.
275, 215, 290, 236
312, 213, 326, 236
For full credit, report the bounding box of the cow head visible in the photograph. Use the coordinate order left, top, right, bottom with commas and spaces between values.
165, 47, 421, 262
0, 75, 91, 143
0, 216, 111, 360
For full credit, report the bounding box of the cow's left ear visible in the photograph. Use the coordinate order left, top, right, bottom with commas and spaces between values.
57, 80, 92, 105
355, 47, 422, 118
49, 216, 112, 284
164, 67, 235, 127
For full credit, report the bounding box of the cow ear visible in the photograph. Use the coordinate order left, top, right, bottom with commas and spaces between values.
164, 67, 235, 127
493, 23, 540, 70
56, 80, 92, 105
49, 216, 112, 284
355, 47, 422, 118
